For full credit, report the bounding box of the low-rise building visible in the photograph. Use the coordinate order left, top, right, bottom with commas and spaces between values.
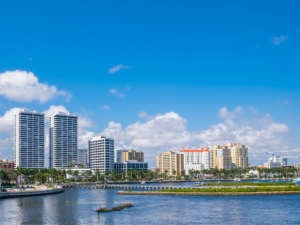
0, 160, 15, 169
264, 154, 287, 168
180, 147, 210, 174
114, 160, 148, 175
66, 168, 94, 179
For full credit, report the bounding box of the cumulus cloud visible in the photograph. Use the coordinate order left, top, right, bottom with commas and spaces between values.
109, 89, 125, 97
0, 105, 296, 166
108, 64, 134, 74
271, 35, 288, 46
101, 105, 110, 110
0, 70, 71, 103
0, 108, 23, 134
100, 109, 294, 166
219, 106, 242, 119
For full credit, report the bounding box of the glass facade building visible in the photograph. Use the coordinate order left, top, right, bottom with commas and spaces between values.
15, 109, 45, 169
49, 112, 78, 169
114, 160, 148, 175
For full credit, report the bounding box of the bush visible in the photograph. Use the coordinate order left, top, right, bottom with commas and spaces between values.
128, 189, 132, 192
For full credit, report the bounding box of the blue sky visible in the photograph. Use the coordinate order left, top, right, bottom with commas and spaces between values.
0, 1, 300, 167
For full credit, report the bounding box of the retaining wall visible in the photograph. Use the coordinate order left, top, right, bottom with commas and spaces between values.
0, 188, 64, 199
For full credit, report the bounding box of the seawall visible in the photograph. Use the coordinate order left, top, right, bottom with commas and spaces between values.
0, 188, 64, 199
116, 191, 300, 196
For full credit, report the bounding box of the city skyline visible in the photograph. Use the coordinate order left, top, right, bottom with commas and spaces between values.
0, 1, 300, 167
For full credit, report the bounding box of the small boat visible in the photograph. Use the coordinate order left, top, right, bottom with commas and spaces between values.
292, 178, 300, 182
234, 178, 241, 182
141, 181, 146, 185
194, 182, 204, 185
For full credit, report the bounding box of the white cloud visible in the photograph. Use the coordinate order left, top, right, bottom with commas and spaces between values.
138, 111, 155, 120
267, 123, 288, 133
100, 108, 294, 166
109, 89, 125, 97
108, 64, 134, 74
43, 105, 69, 122
0, 105, 296, 166
109, 89, 118, 94
249, 106, 259, 115
0, 70, 71, 103
271, 35, 288, 46
219, 106, 242, 119
101, 105, 110, 110
0, 108, 22, 134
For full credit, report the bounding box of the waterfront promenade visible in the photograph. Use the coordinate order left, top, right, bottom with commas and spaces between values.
0, 185, 64, 198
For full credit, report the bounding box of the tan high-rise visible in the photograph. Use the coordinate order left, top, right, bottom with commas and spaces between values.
157, 151, 184, 177
122, 150, 144, 162
224, 143, 248, 168
210, 145, 232, 170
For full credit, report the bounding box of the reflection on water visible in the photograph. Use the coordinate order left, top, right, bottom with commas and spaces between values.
1, 182, 300, 224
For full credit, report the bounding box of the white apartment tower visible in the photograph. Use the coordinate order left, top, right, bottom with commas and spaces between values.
180, 147, 210, 174
88, 136, 114, 173
49, 112, 78, 169
15, 109, 45, 168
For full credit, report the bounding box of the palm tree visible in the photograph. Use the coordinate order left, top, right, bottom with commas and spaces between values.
172, 170, 176, 176
164, 170, 168, 179
15, 167, 23, 188
73, 170, 79, 181
0, 169, 4, 189
23, 168, 30, 184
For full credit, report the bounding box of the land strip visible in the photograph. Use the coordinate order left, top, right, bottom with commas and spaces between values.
116, 191, 300, 196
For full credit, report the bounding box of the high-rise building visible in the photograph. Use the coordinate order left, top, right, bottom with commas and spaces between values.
15, 109, 45, 169
49, 112, 78, 169
224, 143, 248, 168
210, 145, 232, 170
114, 149, 125, 163
157, 151, 184, 177
77, 149, 88, 167
88, 136, 114, 173
180, 147, 210, 174
122, 150, 144, 162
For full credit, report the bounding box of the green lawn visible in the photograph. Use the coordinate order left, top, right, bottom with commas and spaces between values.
158, 186, 300, 193
202, 182, 296, 187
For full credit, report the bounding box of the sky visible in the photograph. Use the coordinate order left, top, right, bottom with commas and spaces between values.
0, 1, 300, 167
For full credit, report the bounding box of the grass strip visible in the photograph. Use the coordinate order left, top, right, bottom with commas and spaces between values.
201, 182, 296, 187
158, 186, 300, 193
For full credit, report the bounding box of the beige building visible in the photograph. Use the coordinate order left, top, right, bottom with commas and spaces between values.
122, 150, 144, 162
210, 145, 232, 170
157, 151, 184, 177
224, 143, 248, 168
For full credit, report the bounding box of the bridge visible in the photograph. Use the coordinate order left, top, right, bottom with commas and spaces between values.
61, 183, 196, 191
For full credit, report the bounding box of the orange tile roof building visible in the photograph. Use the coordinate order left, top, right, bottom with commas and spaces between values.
180, 147, 210, 174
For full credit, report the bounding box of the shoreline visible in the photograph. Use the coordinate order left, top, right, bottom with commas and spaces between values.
0, 188, 64, 199
116, 191, 300, 196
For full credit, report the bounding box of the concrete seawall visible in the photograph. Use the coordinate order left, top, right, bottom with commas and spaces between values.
116, 191, 300, 196
0, 188, 64, 199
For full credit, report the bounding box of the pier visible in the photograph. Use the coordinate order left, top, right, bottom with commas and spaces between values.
62, 183, 195, 191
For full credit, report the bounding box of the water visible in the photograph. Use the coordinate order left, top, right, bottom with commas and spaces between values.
1, 181, 300, 224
